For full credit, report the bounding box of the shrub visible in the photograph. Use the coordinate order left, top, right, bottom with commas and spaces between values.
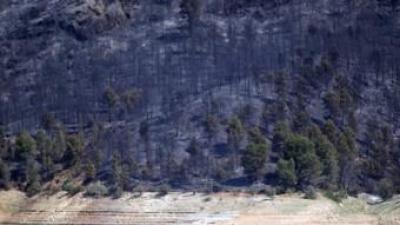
110, 185, 123, 199
85, 181, 108, 197
214, 167, 228, 181
212, 183, 222, 193
304, 186, 318, 200
62, 180, 82, 196
203, 196, 212, 202
26, 180, 41, 197
378, 178, 394, 200
260, 186, 276, 198
156, 184, 169, 197
324, 190, 347, 203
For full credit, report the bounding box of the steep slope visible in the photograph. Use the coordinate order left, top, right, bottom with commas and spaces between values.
1, 0, 400, 194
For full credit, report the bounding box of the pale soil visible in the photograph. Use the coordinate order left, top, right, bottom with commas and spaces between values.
0, 191, 399, 225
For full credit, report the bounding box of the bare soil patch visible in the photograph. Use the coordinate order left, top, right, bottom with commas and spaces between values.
0, 191, 398, 225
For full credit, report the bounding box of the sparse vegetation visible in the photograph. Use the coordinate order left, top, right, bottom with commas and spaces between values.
157, 184, 169, 197
62, 180, 82, 195
2, 0, 400, 209
323, 190, 347, 203
86, 182, 108, 197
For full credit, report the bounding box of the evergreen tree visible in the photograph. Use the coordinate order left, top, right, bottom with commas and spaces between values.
378, 178, 395, 200
187, 138, 201, 156
111, 152, 123, 192
88, 123, 104, 170
53, 128, 67, 162
241, 127, 268, 180
324, 75, 354, 122
274, 71, 288, 100
110, 152, 131, 196
35, 130, 54, 179
307, 126, 339, 189
186, 138, 205, 177
104, 87, 119, 108
25, 159, 41, 196
15, 131, 36, 160
0, 159, 10, 189
322, 120, 338, 145
336, 128, 357, 191
85, 161, 96, 182
323, 92, 340, 118
364, 122, 391, 180
227, 117, 244, 171
293, 110, 311, 134
284, 134, 321, 187
0, 128, 7, 157
180, 0, 202, 24
65, 133, 85, 167
277, 158, 297, 188
41, 112, 57, 130
272, 121, 291, 155
121, 88, 140, 112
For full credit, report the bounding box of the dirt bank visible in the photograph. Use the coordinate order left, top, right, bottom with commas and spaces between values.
0, 191, 398, 225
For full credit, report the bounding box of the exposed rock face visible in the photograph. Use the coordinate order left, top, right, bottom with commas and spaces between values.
1, 0, 400, 190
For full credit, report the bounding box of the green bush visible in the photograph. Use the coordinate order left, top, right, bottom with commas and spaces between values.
304, 186, 318, 200
62, 180, 82, 196
156, 184, 169, 197
378, 178, 394, 200
110, 185, 123, 199
85, 181, 108, 197
26, 180, 41, 197
260, 186, 276, 198
324, 190, 347, 203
